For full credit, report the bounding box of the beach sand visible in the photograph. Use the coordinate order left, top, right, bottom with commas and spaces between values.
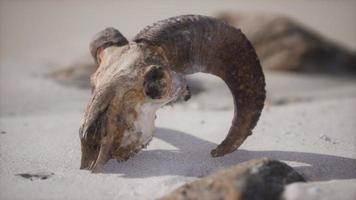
1, 1, 355, 199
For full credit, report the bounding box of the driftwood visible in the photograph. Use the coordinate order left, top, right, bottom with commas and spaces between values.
159, 158, 305, 200
218, 12, 356, 73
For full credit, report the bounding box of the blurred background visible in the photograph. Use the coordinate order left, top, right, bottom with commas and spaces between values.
0, 0, 356, 115
0, 1, 355, 199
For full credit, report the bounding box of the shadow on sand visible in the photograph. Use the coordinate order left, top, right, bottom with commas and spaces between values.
101, 128, 356, 181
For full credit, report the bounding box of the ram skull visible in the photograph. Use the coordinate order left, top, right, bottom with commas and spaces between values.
79, 15, 266, 171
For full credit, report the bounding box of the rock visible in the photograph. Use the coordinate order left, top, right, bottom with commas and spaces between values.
282, 179, 356, 200
218, 12, 356, 73
15, 172, 54, 181
159, 158, 305, 200
48, 57, 95, 89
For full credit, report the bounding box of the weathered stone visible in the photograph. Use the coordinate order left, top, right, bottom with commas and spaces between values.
159, 158, 305, 200
49, 57, 95, 89
218, 12, 356, 73
15, 172, 54, 181
282, 179, 356, 200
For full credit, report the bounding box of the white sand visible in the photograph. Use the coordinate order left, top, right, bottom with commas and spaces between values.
1, 1, 356, 199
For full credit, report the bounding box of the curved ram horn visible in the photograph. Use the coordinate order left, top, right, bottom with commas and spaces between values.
134, 15, 266, 157
89, 27, 128, 64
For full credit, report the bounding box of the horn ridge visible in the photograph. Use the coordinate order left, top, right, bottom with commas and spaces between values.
134, 15, 266, 157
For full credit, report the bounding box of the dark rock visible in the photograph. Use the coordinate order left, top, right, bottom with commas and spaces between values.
272, 96, 313, 106
218, 12, 356, 74
16, 172, 54, 181
159, 158, 305, 200
48, 57, 95, 89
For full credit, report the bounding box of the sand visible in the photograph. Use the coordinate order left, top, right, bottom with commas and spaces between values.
1, 1, 356, 199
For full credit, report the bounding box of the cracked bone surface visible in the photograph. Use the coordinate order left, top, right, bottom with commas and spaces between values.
79, 15, 266, 171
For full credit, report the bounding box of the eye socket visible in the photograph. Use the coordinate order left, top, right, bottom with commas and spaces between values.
143, 66, 169, 99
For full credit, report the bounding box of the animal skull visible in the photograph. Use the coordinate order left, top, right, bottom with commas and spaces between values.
79, 15, 266, 171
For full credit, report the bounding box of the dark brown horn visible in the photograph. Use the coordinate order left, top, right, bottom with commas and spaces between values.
134, 15, 266, 157
89, 27, 128, 64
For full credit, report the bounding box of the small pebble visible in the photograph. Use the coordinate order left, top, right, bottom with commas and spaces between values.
319, 134, 332, 142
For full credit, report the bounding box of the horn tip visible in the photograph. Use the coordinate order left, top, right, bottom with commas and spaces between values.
210, 145, 237, 157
